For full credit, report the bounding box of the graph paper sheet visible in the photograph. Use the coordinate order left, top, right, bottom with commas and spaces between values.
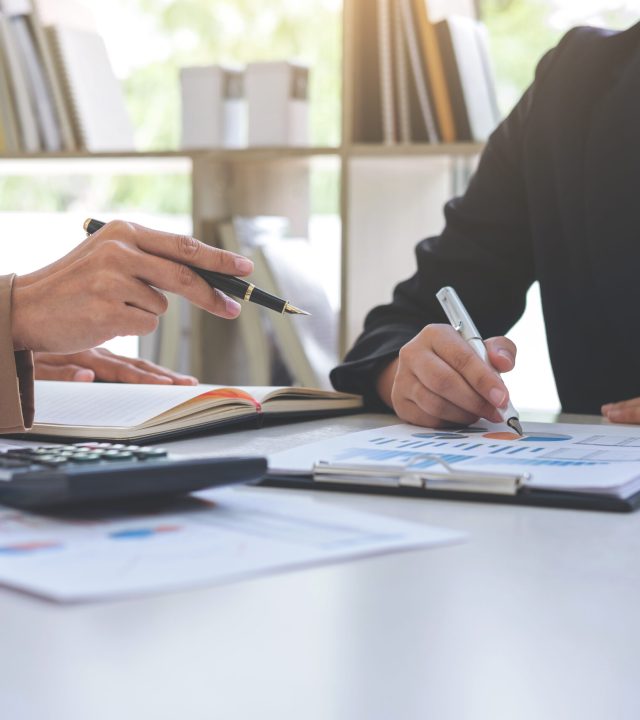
269, 421, 640, 499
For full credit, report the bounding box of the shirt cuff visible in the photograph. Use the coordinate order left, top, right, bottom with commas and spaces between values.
0, 274, 34, 432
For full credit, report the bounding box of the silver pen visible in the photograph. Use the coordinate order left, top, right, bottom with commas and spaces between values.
436, 286, 523, 436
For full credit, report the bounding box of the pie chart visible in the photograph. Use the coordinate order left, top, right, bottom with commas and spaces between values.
482, 431, 572, 442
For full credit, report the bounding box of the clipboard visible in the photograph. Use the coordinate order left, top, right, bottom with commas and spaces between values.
262, 453, 640, 513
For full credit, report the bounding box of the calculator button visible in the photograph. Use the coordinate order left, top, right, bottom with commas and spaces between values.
68, 453, 102, 463
133, 448, 167, 459
36, 456, 69, 465
102, 451, 134, 461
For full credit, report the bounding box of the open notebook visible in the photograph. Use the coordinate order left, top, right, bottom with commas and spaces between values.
25, 381, 362, 442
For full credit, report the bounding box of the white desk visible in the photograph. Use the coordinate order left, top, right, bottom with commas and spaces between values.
2, 413, 640, 720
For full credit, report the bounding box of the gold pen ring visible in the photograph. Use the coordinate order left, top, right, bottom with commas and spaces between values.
243, 284, 255, 302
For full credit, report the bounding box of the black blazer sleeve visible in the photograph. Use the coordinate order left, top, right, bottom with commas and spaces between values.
330, 35, 570, 408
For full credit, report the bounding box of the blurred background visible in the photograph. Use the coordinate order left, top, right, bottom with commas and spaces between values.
0, 0, 638, 409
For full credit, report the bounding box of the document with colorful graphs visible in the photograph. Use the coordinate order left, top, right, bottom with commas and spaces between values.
0, 487, 462, 602
269, 421, 640, 499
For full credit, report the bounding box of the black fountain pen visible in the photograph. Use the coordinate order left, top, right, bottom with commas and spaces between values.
83, 218, 309, 316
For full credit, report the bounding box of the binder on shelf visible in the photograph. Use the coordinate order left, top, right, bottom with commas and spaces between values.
0, 0, 80, 152
46, 24, 135, 151
180, 64, 247, 149
350, 0, 384, 143
412, 0, 457, 143
423, 0, 477, 20
435, 16, 500, 142
28, 0, 77, 150
377, 0, 396, 144
475, 21, 501, 129
0, 24, 20, 151
398, 0, 439, 143
392, 0, 411, 143
10, 12, 62, 151
245, 61, 309, 147
0, 7, 40, 151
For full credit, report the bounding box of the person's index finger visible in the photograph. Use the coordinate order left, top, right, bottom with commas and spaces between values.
124, 222, 254, 277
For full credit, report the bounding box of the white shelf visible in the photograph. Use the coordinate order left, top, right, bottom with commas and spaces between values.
0, 146, 342, 162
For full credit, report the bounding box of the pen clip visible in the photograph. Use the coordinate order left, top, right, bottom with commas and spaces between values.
436, 286, 482, 341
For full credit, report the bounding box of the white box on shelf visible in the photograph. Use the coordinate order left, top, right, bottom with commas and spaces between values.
245, 61, 309, 147
180, 64, 247, 149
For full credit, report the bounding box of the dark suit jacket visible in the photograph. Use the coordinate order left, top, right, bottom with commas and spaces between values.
331, 23, 640, 415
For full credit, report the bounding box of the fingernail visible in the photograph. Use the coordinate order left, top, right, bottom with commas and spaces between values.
74, 369, 94, 382
498, 349, 514, 364
608, 410, 622, 421
601, 403, 611, 412
489, 388, 507, 407
234, 257, 253, 274
225, 297, 242, 316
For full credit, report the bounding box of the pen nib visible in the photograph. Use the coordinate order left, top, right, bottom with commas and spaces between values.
284, 303, 311, 316
507, 417, 524, 436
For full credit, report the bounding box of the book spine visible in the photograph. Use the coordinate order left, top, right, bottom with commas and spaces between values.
0, 12, 40, 151
377, 0, 396, 144
10, 14, 62, 151
392, 0, 411, 143
0, 21, 20, 151
434, 19, 471, 141
412, 0, 457, 143
28, 1, 77, 150
398, 0, 439, 143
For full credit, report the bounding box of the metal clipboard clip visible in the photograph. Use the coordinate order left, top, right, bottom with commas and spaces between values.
312, 454, 529, 496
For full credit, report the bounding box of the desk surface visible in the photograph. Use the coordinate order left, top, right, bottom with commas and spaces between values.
2, 413, 640, 720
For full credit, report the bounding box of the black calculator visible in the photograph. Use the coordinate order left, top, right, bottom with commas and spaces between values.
0, 442, 267, 510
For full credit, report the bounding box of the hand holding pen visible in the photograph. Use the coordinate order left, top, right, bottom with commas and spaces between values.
375, 287, 521, 433
85, 219, 308, 316
12, 219, 258, 354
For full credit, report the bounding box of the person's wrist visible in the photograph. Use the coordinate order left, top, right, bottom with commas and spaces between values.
10, 276, 34, 351
375, 358, 399, 409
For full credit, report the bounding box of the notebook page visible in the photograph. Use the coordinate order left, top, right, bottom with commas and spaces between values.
34, 381, 222, 428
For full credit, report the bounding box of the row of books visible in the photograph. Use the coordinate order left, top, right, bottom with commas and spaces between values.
0, 0, 134, 154
351, 0, 501, 144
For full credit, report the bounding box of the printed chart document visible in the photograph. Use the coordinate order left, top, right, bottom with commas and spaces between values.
268, 421, 640, 500
0, 488, 462, 602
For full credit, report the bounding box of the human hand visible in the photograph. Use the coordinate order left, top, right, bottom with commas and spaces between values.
376, 324, 517, 428
34, 348, 198, 385
11, 220, 254, 353
602, 399, 640, 424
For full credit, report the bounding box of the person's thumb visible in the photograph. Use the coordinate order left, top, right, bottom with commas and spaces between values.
485, 337, 517, 373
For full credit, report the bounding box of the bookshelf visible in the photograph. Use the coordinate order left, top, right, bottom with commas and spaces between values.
0, 0, 484, 385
